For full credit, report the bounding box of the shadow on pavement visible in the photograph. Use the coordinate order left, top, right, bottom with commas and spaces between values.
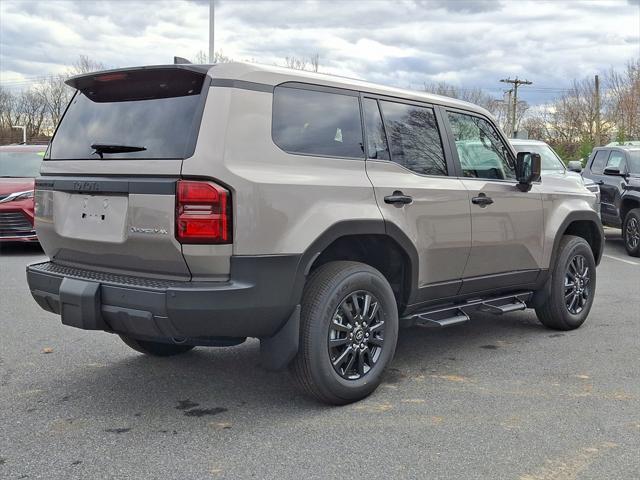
0, 242, 43, 256
31, 310, 548, 420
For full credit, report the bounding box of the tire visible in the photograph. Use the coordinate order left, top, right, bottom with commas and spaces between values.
622, 208, 640, 257
535, 235, 596, 330
290, 261, 399, 405
119, 335, 195, 357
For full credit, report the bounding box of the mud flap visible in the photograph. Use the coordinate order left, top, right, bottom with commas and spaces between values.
260, 305, 300, 371
59, 278, 106, 330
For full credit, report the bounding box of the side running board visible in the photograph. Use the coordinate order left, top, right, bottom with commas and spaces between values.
403, 292, 532, 328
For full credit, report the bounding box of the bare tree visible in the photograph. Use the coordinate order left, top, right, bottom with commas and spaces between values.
35, 74, 71, 133
19, 89, 47, 139
193, 50, 233, 64
606, 59, 640, 142
70, 54, 105, 75
284, 54, 320, 72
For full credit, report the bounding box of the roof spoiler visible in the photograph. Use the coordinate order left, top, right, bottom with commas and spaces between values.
65, 64, 212, 89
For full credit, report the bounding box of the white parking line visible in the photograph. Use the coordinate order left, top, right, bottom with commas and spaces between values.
602, 254, 640, 266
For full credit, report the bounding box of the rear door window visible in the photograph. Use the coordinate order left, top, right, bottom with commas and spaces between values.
49, 69, 207, 160
590, 150, 610, 174
272, 86, 364, 158
379, 100, 447, 176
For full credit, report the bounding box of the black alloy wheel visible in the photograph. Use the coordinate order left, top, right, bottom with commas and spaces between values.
564, 254, 591, 315
328, 290, 385, 380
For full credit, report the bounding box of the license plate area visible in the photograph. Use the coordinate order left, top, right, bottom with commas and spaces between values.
55, 193, 128, 243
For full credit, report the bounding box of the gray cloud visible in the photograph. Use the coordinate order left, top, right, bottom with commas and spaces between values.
1, 0, 638, 105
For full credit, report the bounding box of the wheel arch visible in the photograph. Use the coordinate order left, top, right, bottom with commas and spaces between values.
620, 195, 640, 223
290, 220, 419, 312
550, 211, 604, 267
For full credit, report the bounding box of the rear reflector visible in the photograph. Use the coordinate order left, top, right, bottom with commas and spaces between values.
176, 180, 231, 244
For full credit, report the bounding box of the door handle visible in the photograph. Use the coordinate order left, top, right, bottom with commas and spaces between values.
471, 194, 494, 206
384, 191, 413, 205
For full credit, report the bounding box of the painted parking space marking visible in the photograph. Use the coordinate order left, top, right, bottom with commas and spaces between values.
602, 254, 640, 266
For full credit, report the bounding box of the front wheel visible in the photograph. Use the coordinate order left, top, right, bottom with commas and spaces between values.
623, 208, 640, 257
290, 261, 399, 405
535, 235, 596, 330
119, 335, 195, 357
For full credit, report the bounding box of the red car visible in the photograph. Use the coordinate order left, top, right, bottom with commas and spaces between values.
0, 144, 46, 242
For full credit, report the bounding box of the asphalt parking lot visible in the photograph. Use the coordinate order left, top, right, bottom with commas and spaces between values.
0, 229, 638, 480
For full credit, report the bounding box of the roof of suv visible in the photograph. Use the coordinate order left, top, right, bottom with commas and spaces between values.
67, 62, 493, 119
594, 146, 640, 153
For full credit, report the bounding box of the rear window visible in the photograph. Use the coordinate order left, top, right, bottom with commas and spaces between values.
272, 86, 364, 158
0, 150, 45, 177
48, 69, 207, 160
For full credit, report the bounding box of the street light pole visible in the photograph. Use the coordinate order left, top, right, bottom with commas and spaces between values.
209, 0, 215, 63
12, 125, 26, 144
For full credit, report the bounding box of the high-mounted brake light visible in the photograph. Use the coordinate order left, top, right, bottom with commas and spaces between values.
94, 73, 128, 82
176, 180, 231, 244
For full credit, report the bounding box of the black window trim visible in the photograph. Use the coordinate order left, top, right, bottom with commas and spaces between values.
360, 94, 455, 179
271, 83, 366, 161
441, 106, 533, 184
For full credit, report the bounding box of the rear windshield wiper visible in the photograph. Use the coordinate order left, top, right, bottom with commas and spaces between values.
91, 143, 147, 158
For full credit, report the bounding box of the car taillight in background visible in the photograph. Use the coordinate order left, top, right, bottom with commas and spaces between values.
176, 180, 231, 244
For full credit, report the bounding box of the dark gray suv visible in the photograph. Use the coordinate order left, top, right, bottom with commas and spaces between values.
582, 146, 640, 256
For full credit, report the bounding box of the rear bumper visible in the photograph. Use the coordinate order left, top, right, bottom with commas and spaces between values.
26, 255, 302, 341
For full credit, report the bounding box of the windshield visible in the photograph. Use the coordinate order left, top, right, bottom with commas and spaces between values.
0, 150, 45, 177
49, 69, 206, 160
512, 143, 565, 172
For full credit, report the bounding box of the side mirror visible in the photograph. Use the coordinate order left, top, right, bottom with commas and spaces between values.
567, 161, 583, 173
603, 167, 625, 176
515, 152, 541, 192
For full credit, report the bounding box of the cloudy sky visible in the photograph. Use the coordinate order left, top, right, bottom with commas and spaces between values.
1, 0, 639, 104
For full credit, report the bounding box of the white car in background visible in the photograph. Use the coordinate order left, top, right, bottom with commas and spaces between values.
510, 139, 601, 208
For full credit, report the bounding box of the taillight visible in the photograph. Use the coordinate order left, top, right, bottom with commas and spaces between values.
176, 180, 231, 244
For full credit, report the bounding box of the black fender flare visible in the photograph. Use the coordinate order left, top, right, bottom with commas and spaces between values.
289, 219, 420, 308
549, 210, 604, 268
261, 219, 418, 370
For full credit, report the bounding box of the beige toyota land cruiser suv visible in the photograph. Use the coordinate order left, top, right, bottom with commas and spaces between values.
27, 62, 603, 404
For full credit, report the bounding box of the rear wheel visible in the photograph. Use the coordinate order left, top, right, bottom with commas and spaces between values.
623, 208, 640, 257
290, 261, 398, 405
119, 335, 195, 357
535, 235, 596, 330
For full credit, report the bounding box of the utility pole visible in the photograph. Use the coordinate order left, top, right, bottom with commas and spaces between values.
500, 77, 532, 137
594, 74, 601, 147
503, 89, 513, 134
209, 0, 215, 63
12, 125, 26, 144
